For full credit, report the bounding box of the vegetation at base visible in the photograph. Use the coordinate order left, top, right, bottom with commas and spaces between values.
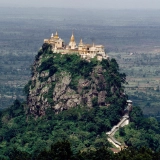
0, 100, 160, 158
7, 141, 160, 160
0, 99, 122, 157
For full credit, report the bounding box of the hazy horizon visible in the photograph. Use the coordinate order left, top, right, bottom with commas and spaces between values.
0, 0, 160, 9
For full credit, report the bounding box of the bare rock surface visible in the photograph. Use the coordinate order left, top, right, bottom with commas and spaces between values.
27, 62, 110, 116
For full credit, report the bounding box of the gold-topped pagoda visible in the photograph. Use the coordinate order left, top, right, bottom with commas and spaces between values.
70, 32, 75, 42
53, 31, 59, 39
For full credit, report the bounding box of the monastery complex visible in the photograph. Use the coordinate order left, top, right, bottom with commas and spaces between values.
44, 32, 109, 61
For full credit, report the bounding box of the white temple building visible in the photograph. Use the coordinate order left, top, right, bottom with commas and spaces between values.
44, 31, 109, 61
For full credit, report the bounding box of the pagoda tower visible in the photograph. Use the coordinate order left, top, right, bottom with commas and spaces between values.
69, 32, 76, 49
78, 39, 84, 52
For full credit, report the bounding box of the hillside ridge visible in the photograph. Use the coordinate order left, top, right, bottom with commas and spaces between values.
25, 43, 127, 117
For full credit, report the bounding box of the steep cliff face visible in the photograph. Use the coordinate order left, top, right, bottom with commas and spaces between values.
26, 44, 127, 117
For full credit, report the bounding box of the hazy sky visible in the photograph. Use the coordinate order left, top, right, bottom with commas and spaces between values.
0, 0, 160, 9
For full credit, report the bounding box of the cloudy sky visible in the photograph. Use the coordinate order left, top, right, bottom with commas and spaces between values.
0, 0, 160, 9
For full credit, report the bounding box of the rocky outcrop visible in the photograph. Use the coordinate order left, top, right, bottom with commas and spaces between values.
27, 64, 110, 116
26, 48, 127, 117
52, 72, 82, 112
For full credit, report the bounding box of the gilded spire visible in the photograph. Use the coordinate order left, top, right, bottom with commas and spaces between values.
54, 31, 59, 39
70, 32, 75, 42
